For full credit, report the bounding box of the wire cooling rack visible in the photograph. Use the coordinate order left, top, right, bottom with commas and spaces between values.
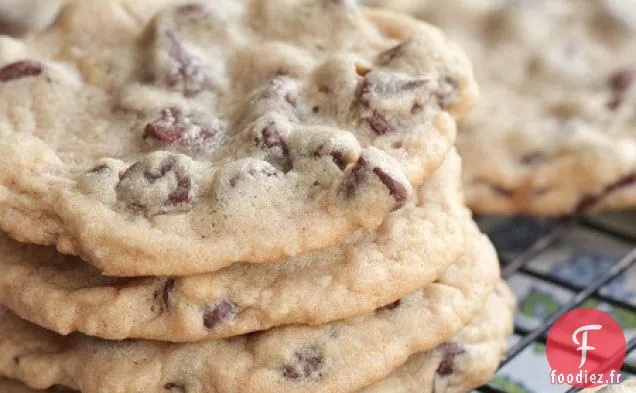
474, 214, 636, 393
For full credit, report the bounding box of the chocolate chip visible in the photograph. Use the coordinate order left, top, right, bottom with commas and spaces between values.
367, 111, 394, 135
0, 60, 43, 82
520, 152, 546, 166
260, 125, 289, 153
256, 124, 292, 173
162, 279, 176, 309
608, 96, 623, 110
607, 69, 635, 110
329, 151, 348, 170
313, 146, 349, 170
203, 299, 238, 329
88, 164, 110, 174
270, 65, 289, 76
341, 156, 368, 199
143, 108, 220, 152
609, 68, 635, 94
341, 156, 408, 209
281, 347, 324, 382
373, 167, 408, 209
168, 177, 191, 204
116, 153, 197, 215
354, 77, 373, 107
377, 42, 404, 65
164, 382, 187, 392
144, 108, 184, 143
436, 342, 465, 376
355, 75, 433, 131
164, 30, 206, 97
356, 75, 432, 108
285, 92, 297, 107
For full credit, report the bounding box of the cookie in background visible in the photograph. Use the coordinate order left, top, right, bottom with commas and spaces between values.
371, 0, 636, 216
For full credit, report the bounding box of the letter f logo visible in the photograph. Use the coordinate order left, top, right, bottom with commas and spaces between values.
572, 324, 602, 368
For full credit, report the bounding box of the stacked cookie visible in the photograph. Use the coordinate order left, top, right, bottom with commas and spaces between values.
0, 1, 514, 392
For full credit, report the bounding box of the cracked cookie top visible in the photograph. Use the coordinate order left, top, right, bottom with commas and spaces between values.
0, 0, 476, 275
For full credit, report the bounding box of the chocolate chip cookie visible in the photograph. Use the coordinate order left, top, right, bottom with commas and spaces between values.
0, 220, 499, 393
0, 0, 477, 276
0, 150, 468, 341
373, 0, 636, 215
360, 281, 515, 393
0, 282, 513, 393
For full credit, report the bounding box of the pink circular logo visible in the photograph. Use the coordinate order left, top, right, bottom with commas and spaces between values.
546, 308, 626, 388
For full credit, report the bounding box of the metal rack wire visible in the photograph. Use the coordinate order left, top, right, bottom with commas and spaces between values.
474, 215, 636, 393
